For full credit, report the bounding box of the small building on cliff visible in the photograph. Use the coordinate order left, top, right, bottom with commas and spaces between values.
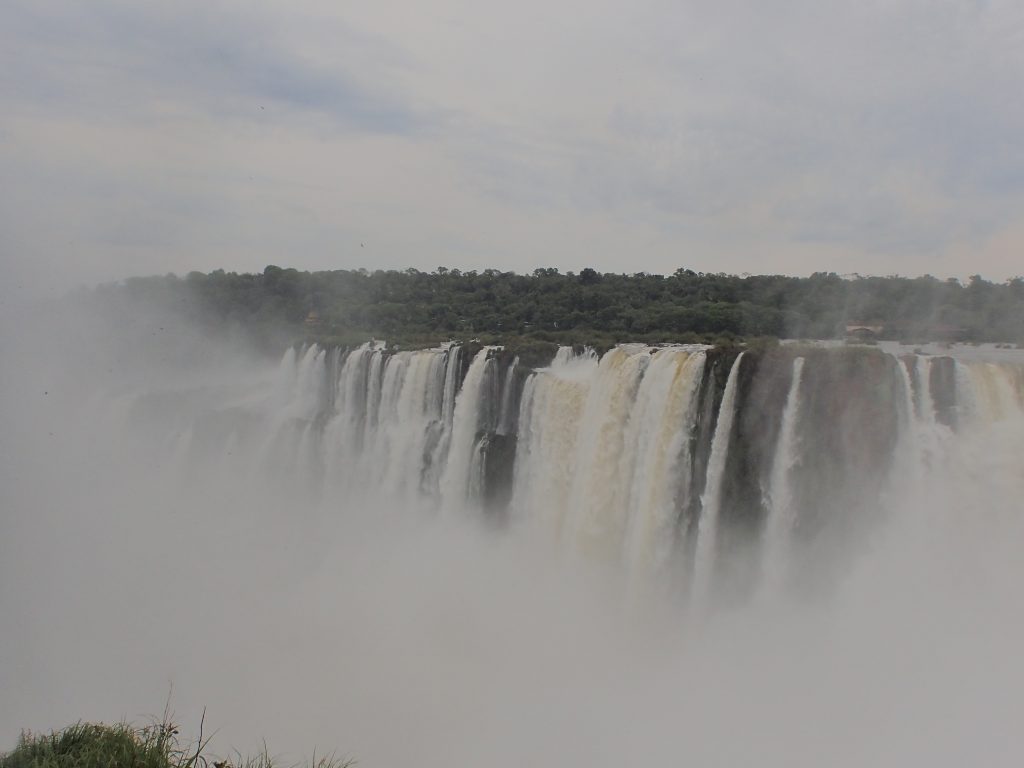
845, 322, 883, 342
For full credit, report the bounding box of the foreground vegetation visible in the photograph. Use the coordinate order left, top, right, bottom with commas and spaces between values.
91, 265, 1024, 351
0, 720, 351, 768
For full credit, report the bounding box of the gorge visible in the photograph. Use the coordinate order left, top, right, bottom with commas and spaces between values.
5, 325, 1024, 767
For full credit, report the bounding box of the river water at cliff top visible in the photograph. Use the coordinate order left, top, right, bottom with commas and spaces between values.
2, 318, 1023, 767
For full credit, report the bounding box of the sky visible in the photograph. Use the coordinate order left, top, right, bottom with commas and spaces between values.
2, 0, 1024, 297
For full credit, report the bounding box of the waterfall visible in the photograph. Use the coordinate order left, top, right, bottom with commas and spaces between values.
320, 344, 460, 502
439, 347, 496, 512
621, 349, 706, 577
563, 346, 651, 558
761, 356, 805, 589
133, 340, 1024, 596
966, 361, 1024, 423
380, 350, 449, 500
323, 343, 373, 488
422, 344, 462, 494
440, 344, 461, 425
496, 356, 519, 436
509, 346, 598, 537
891, 354, 925, 490
915, 356, 936, 424
691, 351, 745, 605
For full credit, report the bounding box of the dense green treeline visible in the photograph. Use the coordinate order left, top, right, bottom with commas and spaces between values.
97, 265, 1024, 348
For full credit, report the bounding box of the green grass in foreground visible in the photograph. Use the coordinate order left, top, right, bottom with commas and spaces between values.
0, 720, 353, 768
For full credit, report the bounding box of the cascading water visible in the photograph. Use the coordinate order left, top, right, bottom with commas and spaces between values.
496, 356, 519, 436
691, 351, 744, 606
620, 348, 706, 579
134, 340, 1024, 596
562, 345, 651, 558
761, 355, 805, 590
915, 356, 936, 423
439, 347, 497, 513
509, 346, 598, 537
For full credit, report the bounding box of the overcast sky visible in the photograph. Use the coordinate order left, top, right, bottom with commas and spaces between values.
3, 0, 1023, 296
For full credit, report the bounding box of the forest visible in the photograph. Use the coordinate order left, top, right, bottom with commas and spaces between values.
92, 266, 1024, 352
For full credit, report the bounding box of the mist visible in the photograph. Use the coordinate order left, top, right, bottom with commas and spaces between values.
2, 296, 1023, 768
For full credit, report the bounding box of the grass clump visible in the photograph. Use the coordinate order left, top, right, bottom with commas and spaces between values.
0, 720, 352, 768
1, 722, 187, 768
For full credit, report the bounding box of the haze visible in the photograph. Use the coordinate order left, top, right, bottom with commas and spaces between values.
3, 298, 1024, 767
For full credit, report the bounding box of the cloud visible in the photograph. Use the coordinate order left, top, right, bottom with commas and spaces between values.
1, 1, 424, 132
2, 0, 1023, 293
